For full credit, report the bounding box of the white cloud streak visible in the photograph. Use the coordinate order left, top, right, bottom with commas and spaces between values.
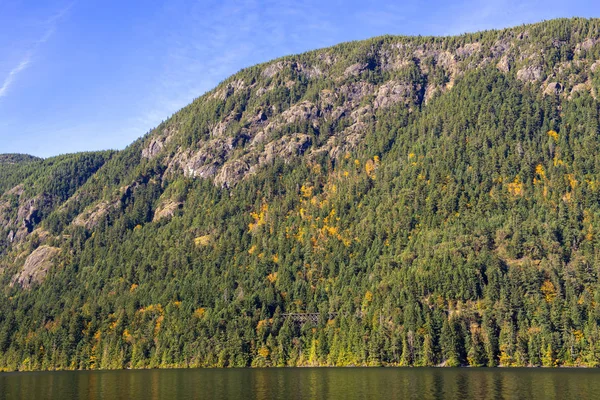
0, 2, 74, 99
0, 57, 31, 97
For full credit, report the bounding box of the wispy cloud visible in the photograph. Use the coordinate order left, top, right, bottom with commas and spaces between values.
0, 58, 31, 98
0, 2, 74, 99
134, 0, 337, 132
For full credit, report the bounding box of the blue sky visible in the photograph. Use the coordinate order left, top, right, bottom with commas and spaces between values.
1, 0, 598, 158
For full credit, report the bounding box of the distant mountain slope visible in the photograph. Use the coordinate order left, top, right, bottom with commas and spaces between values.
1, 18, 600, 370
0, 154, 41, 164
0, 152, 113, 249
0, 154, 43, 195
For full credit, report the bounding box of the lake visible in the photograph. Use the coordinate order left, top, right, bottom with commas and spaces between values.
0, 367, 599, 399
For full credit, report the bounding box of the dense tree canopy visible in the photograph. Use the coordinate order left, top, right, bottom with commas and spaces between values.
1, 18, 600, 370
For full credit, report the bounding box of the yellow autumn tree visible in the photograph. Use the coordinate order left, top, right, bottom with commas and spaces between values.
248, 203, 268, 232
547, 130, 559, 142
365, 159, 376, 178
541, 280, 557, 303
300, 184, 313, 198
194, 234, 211, 246
507, 176, 524, 197
267, 272, 278, 283
258, 347, 270, 358
535, 164, 545, 178
193, 308, 206, 318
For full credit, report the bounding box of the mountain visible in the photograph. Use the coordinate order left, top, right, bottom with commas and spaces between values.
1, 18, 600, 370
0, 154, 42, 194
0, 154, 41, 164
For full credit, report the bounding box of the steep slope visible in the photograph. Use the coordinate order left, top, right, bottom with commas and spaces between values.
0, 152, 113, 254
1, 18, 600, 370
0, 154, 42, 195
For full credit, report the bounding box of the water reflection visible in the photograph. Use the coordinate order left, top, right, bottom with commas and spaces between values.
0, 368, 599, 400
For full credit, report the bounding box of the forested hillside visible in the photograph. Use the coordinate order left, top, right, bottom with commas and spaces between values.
2, 18, 600, 370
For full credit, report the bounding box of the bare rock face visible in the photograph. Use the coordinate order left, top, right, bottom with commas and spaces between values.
571, 83, 589, 96
170, 135, 236, 179
142, 138, 165, 159
211, 79, 247, 100
214, 159, 250, 188
339, 82, 374, 105
497, 55, 512, 73
213, 133, 313, 187
12, 246, 60, 289
6, 185, 25, 196
491, 39, 511, 57
317, 51, 336, 66
262, 62, 285, 78
265, 133, 312, 161
13, 194, 51, 241
210, 113, 237, 137
379, 53, 410, 72
72, 201, 116, 229
142, 126, 177, 159
344, 63, 367, 77
255, 87, 267, 97
294, 62, 323, 79
424, 84, 439, 105
317, 121, 368, 160
544, 82, 563, 96
455, 43, 481, 59
517, 66, 543, 82
0, 189, 52, 245
374, 80, 413, 109
248, 109, 268, 125
436, 51, 458, 75
575, 38, 598, 54
280, 101, 320, 126
153, 201, 183, 222
17, 199, 41, 232
350, 105, 372, 123
144, 29, 600, 190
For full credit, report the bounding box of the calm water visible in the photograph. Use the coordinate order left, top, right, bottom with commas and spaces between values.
1, 368, 599, 400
